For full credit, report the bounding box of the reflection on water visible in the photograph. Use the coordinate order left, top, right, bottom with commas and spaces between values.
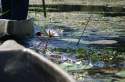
27, 12, 125, 82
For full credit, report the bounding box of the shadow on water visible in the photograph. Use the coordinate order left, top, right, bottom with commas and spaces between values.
29, 4, 125, 16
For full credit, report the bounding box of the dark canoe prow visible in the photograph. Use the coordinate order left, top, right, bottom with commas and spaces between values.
0, 19, 34, 38
0, 40, 75, 82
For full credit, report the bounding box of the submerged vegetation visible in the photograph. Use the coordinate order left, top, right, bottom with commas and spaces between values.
52, 47, 125, 65
28, 0, 125, 81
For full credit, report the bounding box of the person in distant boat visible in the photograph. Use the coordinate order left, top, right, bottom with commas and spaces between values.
1, 0, 29, 20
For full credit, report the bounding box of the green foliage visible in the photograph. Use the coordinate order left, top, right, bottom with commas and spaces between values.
54, 48, 64, 52
101, 55, 113, 63
53, 47, 125, 64
66, 48, 75, 55
76, 48, 87, 59
112, 56, 125, 64
91, 53, 100, 63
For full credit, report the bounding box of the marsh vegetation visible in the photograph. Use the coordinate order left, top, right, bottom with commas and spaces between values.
27, 0, 125, 82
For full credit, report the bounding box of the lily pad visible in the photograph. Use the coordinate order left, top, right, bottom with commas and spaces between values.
116, 71, 125, 77
60, 62, 93, 71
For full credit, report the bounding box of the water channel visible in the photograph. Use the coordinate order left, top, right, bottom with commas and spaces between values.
26, 12, 125, 82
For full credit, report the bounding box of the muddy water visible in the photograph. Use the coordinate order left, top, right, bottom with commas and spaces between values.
27, 12, 125, 82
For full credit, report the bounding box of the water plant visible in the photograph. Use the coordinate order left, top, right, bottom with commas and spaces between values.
75, 48, 87, 59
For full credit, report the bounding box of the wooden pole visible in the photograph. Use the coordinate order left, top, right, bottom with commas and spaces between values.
76, 15, 92, 46
42, 0, 47, 18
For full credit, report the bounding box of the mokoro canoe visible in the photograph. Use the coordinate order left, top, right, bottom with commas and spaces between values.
0, 40, 75, 82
